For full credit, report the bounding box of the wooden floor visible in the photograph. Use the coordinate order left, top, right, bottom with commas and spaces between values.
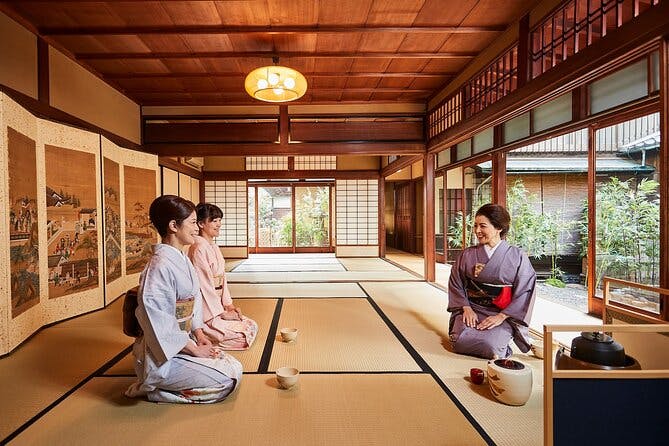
0, 254, 548, 446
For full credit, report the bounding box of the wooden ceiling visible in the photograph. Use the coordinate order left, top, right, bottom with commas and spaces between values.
1, 0, 540, 107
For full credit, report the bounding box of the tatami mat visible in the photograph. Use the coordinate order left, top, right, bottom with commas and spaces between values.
361, 281, 544, 446
9, 374, 487, 446
228, 282, 366, 299
337, 257, 402, 271
104, 299, 279, 375
227, 270, 420, 282
239, 253, 340, 264
268, 298, 421, 372
225, 258, 245, 271
0, 300, 131, 440
233, 263, 345, 272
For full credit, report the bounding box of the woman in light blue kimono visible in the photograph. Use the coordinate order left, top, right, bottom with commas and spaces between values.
125, 195, 242, 403
448, 203, 537, 360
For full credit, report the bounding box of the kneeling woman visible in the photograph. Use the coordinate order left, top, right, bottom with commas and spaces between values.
447, 203, 536, 359
188, 203, 258, 350
126, 195, 242, 403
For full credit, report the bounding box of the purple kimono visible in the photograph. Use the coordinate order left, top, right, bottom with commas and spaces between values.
447, 240, 536, 359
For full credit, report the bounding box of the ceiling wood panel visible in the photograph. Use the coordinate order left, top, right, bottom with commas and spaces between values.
268, 0, 318, 26
161, 2, 223, 26
2, 0, 541, 106
317, 0, 374, 24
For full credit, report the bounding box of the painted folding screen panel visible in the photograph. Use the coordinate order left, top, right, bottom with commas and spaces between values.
44, 145, 98, 298
7, 126, 39, 317
124, 166, 156, 275
103, 157, 121, 284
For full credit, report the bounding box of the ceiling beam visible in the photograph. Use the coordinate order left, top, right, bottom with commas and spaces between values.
77, 51, 477, 60
41, 24, 506, 36
105, 72, 453, 79
144, 141, 425, 156
129, 88, 433, 95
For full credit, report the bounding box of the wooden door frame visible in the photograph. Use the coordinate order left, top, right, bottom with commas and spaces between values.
248, 182, 335, 253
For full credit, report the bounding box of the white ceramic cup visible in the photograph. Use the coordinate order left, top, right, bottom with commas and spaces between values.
276, 367, 299, 389
280, 327, 298, 342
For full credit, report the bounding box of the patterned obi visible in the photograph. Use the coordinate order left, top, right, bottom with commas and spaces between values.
213, 275, 224, 290
175, 296, 195, 332
466, 279, 512, 310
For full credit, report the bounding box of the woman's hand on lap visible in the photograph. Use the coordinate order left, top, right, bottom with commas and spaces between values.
462, 306, 478, 328
194, 328, 212, 346
476, 313, 508, 330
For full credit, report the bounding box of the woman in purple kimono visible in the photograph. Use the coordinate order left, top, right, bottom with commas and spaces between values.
448, 203, 536, 359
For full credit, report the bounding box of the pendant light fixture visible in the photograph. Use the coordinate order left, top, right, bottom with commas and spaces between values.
244, 57, 307, 103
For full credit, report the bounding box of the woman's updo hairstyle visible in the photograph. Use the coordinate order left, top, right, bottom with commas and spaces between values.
475, 203, 511, 238
149, 195, 196, 238
195, 202, 223, 223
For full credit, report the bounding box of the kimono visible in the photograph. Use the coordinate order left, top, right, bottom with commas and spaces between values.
188, 235, 258, 350
447, 240, 536, 359
125, 244, 243, 403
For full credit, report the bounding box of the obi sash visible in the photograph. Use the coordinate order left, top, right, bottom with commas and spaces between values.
466, 279, 512, 310
175, 296, 195, 332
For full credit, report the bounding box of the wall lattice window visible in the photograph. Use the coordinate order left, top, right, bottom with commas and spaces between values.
427, 92, 463, 139
246, 156, 288, 171
464, 45, 518, 117
203, 180, 248, 246
294, 156, 336, 170
531, 0, 662, 79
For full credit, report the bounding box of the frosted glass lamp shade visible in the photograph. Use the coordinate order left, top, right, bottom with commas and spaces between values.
245, 65, 307, 102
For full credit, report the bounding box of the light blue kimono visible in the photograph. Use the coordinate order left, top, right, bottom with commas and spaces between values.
126, 244, 243, 403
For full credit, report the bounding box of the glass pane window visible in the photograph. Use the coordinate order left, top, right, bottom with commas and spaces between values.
257, 186, 293, 247
295, 186, 330, 247
594, 113, 661, 313
504, 129, 589, 312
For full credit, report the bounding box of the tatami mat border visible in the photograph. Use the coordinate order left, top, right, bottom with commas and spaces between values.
1, 344, 133, 445
360, 288, 495, 446
258, 298, 283, 373
381, 257, 424, 279
229, 279, 423, 283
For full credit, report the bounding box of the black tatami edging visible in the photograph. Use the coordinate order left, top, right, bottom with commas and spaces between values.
381, 256, 424, 279
1, 344, 134, 445
361, 288, 497, 446
257, 298, 283, 373
244, 370, 427, 375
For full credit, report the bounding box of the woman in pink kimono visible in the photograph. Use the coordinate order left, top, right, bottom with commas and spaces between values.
448, 203, 537, 360
189, 203, 258, 350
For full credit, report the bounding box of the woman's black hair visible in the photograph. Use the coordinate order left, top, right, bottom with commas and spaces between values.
475, 203, 511, 238
195, 202, 223, 223
149, 195, 196, 238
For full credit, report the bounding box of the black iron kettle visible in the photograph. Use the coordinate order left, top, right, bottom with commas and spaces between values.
570, 331, 627, 367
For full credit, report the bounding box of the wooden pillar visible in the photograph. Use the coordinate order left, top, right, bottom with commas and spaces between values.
423, 152, 436, 281
379, 176, 386, 257
517, 13, 530, 88
660, 37, 669, 320
37, 38, 49, 104
492, 148, 507, 208
279, 105, 289, 146
587, 124, 602, 316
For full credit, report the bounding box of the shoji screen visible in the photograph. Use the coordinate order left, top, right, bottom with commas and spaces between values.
203, 180, 247, 247
335, 179, 379, 253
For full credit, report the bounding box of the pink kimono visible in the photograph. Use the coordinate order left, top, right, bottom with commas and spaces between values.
188, 235, 258, 350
